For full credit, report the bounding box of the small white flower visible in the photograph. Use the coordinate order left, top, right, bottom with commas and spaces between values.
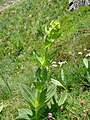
58, 61, 67, 67
52, 61, 57, 64
84, 48, 87, 51
52, 64, 57, 67
78, 52, 83, 55
86, 53, 90, 57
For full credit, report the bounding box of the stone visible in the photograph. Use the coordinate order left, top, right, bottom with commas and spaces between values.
68, 0, 90, 11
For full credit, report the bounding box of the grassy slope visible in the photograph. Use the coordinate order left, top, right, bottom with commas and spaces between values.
0, 0, 90, 119
0, 0, 90, 61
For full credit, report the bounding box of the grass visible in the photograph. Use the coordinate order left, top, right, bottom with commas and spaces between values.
0, 0, 90, 119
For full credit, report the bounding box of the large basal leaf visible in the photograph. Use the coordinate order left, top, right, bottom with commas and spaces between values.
0, 102, 3, 112
58, 90, 68, 106
51, 78, 66, 89
16, 108, 33, 120
83, 58, 88, 68
19, 84, 35, 108
46, 85, 57, 102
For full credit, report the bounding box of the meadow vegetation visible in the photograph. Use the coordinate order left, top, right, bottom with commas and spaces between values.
0, 0, 90, 119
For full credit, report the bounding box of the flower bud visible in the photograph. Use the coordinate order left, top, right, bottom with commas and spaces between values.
48, 113, 52, 119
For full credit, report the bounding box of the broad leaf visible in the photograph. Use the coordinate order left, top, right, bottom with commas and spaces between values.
49, 51, 57, 63
41, 67, 48, 81
45, 38, 52, 48
33, 50, 45, 66
46, 85, 57, 102
83, 58, 88, 68
39, 89, 47, 108
51, 78, 66, 89
19, 84, 35, 108
0, 102, 3, 112
58, 90, 68, 106
16, 108, 33, 120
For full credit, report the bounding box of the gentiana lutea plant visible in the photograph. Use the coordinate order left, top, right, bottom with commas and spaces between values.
16, 20, 68, 120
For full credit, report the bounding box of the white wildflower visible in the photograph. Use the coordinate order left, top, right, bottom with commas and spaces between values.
86, 53, 90, 57
52, 61, 57, 64
78, 52, 83, 55
58, 61, 67, 67
52, 64, 57, 67
84, 48, 87, 51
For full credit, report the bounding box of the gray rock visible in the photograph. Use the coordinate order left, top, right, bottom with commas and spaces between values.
69, 0, 90, 11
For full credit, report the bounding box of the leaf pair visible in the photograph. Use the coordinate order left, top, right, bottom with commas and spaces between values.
33, 49, 56, 66
51, 78, 68, 106
33, 49, 46, 66
18, 84, 48, 119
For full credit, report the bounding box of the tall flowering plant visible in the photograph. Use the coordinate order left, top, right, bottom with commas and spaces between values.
16, 20, 68, 120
